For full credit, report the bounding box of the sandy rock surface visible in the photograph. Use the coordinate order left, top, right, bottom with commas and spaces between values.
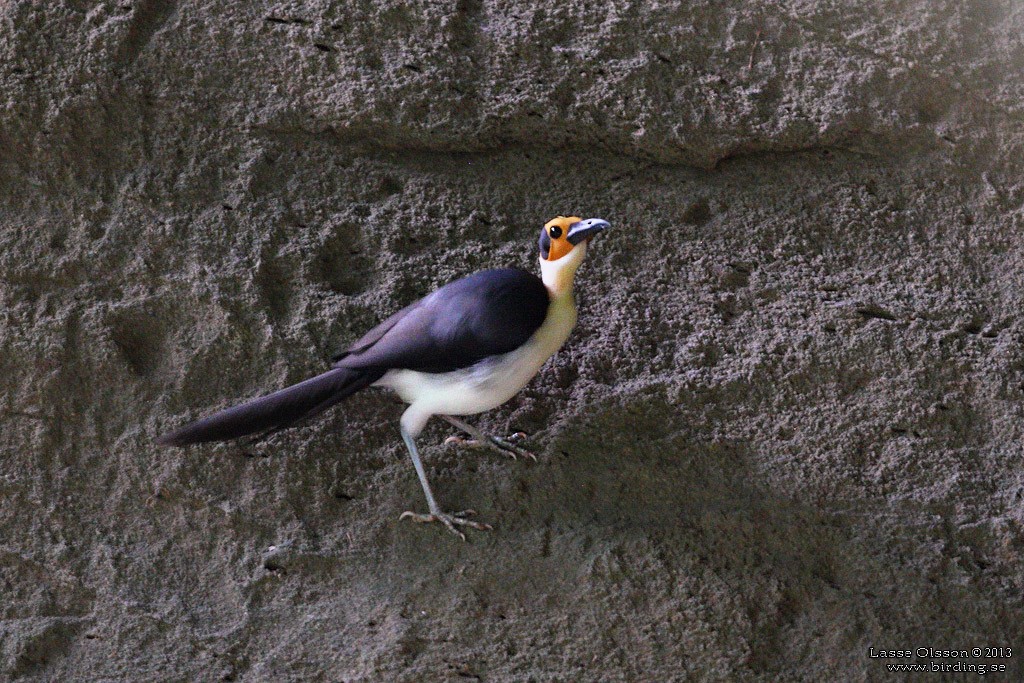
2, 0, 1023, 680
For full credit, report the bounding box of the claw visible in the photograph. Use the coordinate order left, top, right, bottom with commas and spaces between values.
399, 509, 493, 540
445, 433, 538, 461
490, 435, 538, 461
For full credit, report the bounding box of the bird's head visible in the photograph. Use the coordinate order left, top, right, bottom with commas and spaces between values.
538, 216, 610, 295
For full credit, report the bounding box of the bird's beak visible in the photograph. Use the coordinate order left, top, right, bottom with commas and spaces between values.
566, 218, 610, 245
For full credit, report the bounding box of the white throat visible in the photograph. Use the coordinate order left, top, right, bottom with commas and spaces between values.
539, 241, 587, 299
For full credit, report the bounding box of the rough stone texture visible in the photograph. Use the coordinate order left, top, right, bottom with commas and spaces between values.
2, 0, 1023, 680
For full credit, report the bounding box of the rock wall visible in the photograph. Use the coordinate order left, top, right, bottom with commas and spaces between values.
1, 1, 1022, 680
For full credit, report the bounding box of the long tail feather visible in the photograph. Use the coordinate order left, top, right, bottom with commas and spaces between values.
157, 367, 383, 446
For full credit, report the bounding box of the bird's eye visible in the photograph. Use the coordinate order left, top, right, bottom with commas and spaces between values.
549, 226, 563, 239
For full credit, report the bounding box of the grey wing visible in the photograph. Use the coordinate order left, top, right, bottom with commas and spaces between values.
332, 302, 421, 363
333, 269, 550, 374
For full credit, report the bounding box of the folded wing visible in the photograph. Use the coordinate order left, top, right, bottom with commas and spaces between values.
334, 268, 550, 374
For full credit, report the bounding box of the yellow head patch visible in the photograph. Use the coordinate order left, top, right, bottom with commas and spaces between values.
540, 215, 582, 261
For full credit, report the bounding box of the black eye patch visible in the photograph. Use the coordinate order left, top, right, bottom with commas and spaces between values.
549, 225, 563, 239
538, 230, 551, 259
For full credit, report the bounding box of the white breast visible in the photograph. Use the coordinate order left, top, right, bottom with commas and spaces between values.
376, 294, 577, 417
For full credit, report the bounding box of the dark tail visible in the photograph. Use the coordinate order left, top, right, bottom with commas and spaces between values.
157, 367, 383, 447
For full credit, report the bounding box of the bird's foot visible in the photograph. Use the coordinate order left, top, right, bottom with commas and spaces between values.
444, 432, 538, 461
399, 509, 493, 541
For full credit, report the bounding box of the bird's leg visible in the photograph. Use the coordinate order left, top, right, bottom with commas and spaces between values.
397, 423, 492, 541
441, 415, 538, 462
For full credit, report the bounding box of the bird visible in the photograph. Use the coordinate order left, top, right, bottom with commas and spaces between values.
158, 215, 610, 539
